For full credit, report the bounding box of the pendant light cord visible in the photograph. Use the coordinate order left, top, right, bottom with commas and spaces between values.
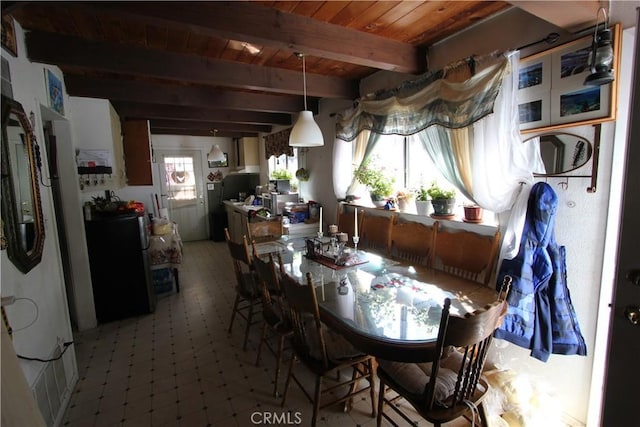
302, 54, 308, 110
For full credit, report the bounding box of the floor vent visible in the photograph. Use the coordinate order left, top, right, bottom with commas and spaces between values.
31, 342, 71, 426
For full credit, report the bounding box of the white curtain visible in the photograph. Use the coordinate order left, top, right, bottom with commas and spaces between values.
334, 51, 540, 259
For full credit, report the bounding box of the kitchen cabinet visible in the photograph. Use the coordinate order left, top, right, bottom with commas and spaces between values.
122, 119, 153, 185
234, 137, 259, 172
225, 202, 248, 243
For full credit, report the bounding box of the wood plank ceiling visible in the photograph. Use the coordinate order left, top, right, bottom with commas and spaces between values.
5, 1, 512, 138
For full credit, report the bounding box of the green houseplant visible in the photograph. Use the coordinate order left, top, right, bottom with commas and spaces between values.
426, 182, 456, 216
271, 169, 293, 180
353, 160, 394, 205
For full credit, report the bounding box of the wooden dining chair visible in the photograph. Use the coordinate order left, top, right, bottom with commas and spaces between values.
389, 218, 439, 267
251, 246, 292, 397
432, 228, 501, 285
247, 217, 283, 243
359, 211, 394, 255
336, 204, 363, 245
224, 228, 261, 351
279, 268, 377, 427
376, 276, 511, 427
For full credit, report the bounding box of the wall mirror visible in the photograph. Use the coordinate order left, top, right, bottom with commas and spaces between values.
1, 95, 45, 273
526, 132, 593, 176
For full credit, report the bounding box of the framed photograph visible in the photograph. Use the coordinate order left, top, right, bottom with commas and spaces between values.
45, 69, 64, 115
518, 55, 550, 96
519, 24, 619, 133
1, 15, 17, 57
208, 153, 228, 168
518, 93, 550, 130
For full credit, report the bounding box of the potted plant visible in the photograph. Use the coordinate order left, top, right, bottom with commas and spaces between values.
353, 160, 394, 207
415, 187, 431, 216
395, 190, 414, 212
426, 182, 456, 216
463, 204, 483, 222
271, 169, 293, 180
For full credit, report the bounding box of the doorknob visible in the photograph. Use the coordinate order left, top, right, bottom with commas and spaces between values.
624, 306, 640, 325
626, 269, 640, 286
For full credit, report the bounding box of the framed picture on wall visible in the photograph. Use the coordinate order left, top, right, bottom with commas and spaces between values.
208, 153, 228, 168
1, 15, 17, 57
45, 69, 64, 115
518, 24, 620, 133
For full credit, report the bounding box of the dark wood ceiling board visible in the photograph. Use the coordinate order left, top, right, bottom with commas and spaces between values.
363, 1, 424, 37
288, 1, 325, 17
63, 75, 311, 113
310, 1, 350, 22
25, 31, 357, 99
150, 128, 257, 138
145, 23, 169, 50
114, 102, 292, 126
165, 27, 190, 52
150, 119, 272, 133
85, 1, 423, 73
404, 1, 510, 46
204, 37, 229, 59
342, 1, 399, 31
66, 8, 102, 41
327, 1, 379, 27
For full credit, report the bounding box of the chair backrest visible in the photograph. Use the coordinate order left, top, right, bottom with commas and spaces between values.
225, 227, 252, 283
425, 276, 510, 411
247, 218, 283, 243
432, 228, 500, 285
359, 212, 393, 254
389, 218, 438, 266
252, 246, 284, 324
336, 204, 362, 245
278, 268, 329, 370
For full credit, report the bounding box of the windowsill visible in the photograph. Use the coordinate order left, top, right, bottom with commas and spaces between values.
342, 201, 499, 228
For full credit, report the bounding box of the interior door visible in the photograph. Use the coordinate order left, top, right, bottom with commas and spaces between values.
156, 150, 207, 242
601, 16, 640, 425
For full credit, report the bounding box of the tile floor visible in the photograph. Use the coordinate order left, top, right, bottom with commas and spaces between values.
62, 240, 470, 427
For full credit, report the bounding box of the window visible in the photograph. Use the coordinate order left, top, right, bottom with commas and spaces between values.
268, 150, 298, 183
365, 135, 460, 196
163, 156, 196, 202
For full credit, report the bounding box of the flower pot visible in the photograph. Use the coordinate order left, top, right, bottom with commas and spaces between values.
397, 198, 413, 212
431, 198, 455, 216
370, 193, 389, 208
463, 205, 483, 222
415, 200, 431, 216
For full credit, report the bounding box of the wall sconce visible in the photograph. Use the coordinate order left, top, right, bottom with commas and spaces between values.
289, 53, 324, 147
584, 8, 614, 86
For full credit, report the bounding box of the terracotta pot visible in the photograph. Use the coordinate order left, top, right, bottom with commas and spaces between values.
463, 205, 483, 221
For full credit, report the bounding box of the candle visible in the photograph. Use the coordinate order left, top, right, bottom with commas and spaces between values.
354, 208, 358, 237
319, 206, 323, 233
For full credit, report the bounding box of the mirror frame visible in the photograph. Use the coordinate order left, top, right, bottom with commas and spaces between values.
526, 131, 593, 177
1, 95, 45, 273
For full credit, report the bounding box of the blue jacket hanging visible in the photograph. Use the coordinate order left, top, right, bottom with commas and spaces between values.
495, 182, 587, 362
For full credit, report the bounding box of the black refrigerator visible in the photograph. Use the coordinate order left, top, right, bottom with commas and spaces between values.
85, 213, 156, 323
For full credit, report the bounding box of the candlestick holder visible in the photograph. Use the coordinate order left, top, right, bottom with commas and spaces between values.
352, 235, 359, 252
317, 231, 324, 239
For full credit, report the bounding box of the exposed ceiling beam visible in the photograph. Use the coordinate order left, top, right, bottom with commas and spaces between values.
150, 128, 257, 138
149, 119, 271, 134
64, 75, 317, 114
113, 102, 292, 126
25, 31, 358, 99
82, 1, 426, 73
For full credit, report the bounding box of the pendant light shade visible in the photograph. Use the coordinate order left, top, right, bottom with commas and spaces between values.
208, 144, 225, 162
289, 53, 324, 147
290, 111, 324, 147
584, 8, 615, 87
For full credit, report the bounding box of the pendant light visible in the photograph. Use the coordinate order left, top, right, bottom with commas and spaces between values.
289, 53, 324, 147
584, 7, 615, 86
208, 129, 225, 161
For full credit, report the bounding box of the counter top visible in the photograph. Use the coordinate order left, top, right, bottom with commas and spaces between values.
223, 200, 261, 212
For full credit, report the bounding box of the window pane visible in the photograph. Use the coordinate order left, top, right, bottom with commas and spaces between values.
164, 156, 196, 201
367, 135, 405, 190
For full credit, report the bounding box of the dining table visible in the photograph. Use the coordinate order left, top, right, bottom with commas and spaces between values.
254, 236, 498, 363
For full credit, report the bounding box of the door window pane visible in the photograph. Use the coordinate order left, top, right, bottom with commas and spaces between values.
164, 156, 196, 202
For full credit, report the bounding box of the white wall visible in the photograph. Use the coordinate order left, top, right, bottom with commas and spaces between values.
0, 18, 78, 416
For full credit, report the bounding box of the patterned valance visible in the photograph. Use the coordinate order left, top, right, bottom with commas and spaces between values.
335, 53, 510, 142
263, 128, 294, 159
